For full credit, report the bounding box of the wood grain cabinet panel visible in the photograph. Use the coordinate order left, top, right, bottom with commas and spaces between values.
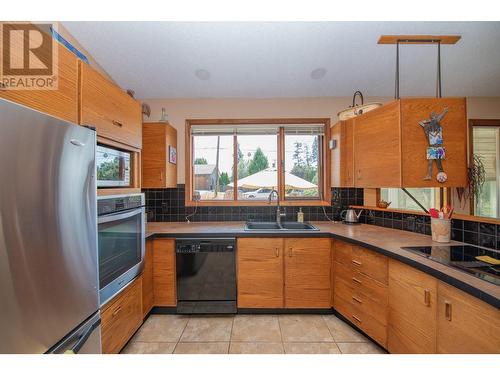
388, 259, 437, 354
437, 281, 500, 354
237, 238, 284, 308
142, 239, 154, 317
284, 238, 331, 308
0, 24, 78, 123
353, 98, 467, 188
80, 62, 142, 149
331, 119, 354, 187
153, 238, 176, 307
351, 245, 388, 285
142, 122, 177, 188
101, 276, 142, 354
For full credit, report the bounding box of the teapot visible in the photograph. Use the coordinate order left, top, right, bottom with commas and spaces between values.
341, 208, 363, 224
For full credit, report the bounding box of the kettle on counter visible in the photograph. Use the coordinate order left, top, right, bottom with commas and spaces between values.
341, 208, 363, 224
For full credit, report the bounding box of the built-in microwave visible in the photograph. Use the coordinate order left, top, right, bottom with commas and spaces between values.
96, 145, 131, 188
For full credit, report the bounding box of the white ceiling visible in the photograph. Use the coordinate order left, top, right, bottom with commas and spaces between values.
62, 21, 500, 99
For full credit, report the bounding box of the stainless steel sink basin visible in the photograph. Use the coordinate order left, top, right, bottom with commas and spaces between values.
244, 221, 318, 231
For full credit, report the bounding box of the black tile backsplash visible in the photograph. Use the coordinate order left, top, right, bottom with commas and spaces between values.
144, 185, 363, 223
145, 185, 499, 252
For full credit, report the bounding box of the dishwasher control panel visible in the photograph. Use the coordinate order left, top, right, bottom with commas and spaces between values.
176, 238, 236, 254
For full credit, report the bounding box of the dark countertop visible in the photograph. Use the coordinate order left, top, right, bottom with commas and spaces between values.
146, 221, 500, 308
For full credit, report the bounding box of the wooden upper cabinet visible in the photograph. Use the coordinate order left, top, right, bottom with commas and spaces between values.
142, 122, 177, 188
0, 25, 78, 123
153, 238, 176, 307
437, 281, 500, 354
388, 259, 437, 354
142, 239, 154, 317
79, 62, 142, 149
330, 119, 354, 187
237, 238, 284, 308
284, 238, 331, 308
353, 98, 467, 188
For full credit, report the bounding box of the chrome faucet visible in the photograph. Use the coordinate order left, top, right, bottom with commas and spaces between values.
268, 189, 286, 227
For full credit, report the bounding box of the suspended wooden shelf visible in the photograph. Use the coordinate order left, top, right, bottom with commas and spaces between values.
378, 35, 461, 45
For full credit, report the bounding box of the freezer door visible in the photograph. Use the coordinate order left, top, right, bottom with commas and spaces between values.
0, 99, 99, 353
47, 312, 101, 354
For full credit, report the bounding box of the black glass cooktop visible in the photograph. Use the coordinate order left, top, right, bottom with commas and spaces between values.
401, 245, 500, 286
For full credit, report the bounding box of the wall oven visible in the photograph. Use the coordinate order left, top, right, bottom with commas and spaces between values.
97, 193, 145, 305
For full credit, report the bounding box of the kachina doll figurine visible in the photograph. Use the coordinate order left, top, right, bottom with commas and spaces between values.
419, 108, 448, 183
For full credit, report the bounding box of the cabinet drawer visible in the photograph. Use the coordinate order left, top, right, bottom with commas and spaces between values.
333, 240, 352, 265
101, 276, 142, 354
351, 286, 388, 326
351, 246, 388, 285
351, 269, 389, 309
350, 303, 387, 348
80, 62, 142, 149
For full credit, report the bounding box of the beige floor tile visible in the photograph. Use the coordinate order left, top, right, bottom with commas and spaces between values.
322, 315, 368, 343
229, 342, 284, 354
174, 342, 229, 354
284, 342, 341, 354
279, 315, 334, 342
132, 314, 189, 343
180, 316, 234, 342
337, 342, 386, 354
231, 315, 282, 342
121, 341, 176, 354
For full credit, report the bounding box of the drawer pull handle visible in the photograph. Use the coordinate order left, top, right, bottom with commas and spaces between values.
112, 120, 123, 127
352, 314, 362, 323
424, 289, 431, 306
352, 296, 363, 304
352, 259, 362, 266
112, 306, 122, 317
352, 277, 362, 284
288, 247, 293, 257
445, 301, 452, 321
275, 247, 279, 257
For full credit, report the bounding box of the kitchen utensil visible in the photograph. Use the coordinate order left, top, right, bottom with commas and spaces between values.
341, 208, 363, 224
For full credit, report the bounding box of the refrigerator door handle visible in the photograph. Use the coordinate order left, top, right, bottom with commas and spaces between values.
67, 318, 101, 354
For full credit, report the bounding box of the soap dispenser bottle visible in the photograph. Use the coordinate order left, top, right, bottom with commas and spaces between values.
297, 208, 304, 223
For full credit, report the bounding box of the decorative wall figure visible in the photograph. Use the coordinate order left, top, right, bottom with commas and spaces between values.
419, 108, 448, 182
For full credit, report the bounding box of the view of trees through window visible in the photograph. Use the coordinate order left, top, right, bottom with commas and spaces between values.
190, 123, 324, 202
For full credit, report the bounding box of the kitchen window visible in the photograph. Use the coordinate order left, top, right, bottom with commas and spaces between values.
380, 188, 438, 212
185, 119, 331, 206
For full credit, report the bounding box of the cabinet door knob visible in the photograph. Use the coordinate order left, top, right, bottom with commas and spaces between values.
424, 289, 431, 306
288, 247, 293, 257
445, 301, 452, 321
275, 247, 279, 257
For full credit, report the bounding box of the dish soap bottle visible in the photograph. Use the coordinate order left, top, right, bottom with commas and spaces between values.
297, 208, 304, 223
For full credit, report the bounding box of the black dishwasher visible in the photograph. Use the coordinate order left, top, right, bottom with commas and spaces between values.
176, 238, 236, 314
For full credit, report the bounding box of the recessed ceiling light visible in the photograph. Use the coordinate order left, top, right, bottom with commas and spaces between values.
195, 69, 210, 80
311, 68, 327, 80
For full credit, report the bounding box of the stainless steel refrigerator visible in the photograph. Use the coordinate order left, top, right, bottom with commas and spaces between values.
0, 99, 101, 354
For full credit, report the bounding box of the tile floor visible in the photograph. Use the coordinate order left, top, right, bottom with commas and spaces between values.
121, 314, 387, 354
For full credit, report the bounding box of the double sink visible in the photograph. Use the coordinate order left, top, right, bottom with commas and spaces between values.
244, 221, 318, 231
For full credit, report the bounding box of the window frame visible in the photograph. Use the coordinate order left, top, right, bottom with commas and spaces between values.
185, 118, 331, 206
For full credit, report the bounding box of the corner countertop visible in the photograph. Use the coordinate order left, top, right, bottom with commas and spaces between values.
146, 221, 500, 308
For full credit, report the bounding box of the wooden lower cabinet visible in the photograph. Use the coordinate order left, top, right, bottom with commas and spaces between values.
153, 238, 177, 306
101, 276, 143, 354
284, 238, 331, 308
437, 281, 500, 354
388, 259, 437, 354
237, 238, 284, 308
332, 240, 388, 348
142, 239, 154, 317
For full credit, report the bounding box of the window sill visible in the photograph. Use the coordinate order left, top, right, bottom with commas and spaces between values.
350, 205, 429, 216
185, 200, 331, 207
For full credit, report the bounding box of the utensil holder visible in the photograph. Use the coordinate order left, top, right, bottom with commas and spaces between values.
431, 218, 451, 243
